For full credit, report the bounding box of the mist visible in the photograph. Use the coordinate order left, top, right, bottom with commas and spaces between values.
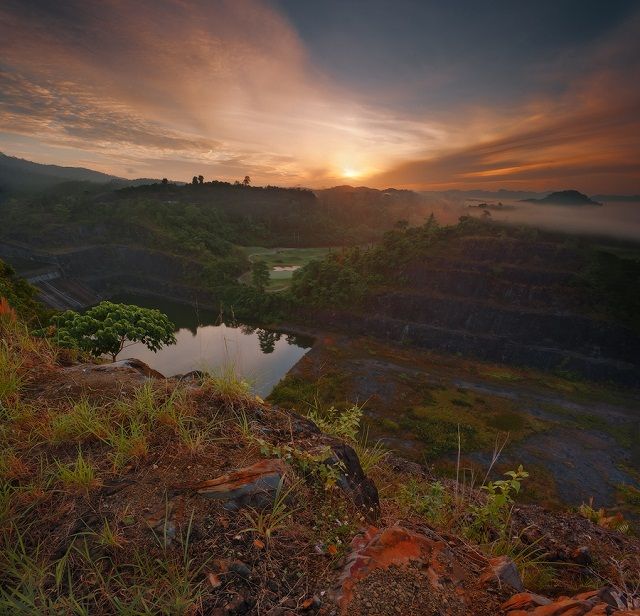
421, 195, 640, 241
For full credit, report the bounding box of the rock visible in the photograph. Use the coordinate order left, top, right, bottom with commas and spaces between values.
503, 593, 553, 611
570, 546, 592, 567
180, 459, 288, 511
172, 370, 209, 382
324, 443, 380, 522
229, 560, 252, 580
99, 358, 165, 379
502, 588, 640, 615
480, 555, 524, 591
223, 594, 255, 614
334, 525, 467, 614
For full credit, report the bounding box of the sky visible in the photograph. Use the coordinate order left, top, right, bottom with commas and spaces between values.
0, 0, 639, 192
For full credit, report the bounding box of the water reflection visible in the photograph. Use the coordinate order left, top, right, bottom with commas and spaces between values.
110, 294, 313, 397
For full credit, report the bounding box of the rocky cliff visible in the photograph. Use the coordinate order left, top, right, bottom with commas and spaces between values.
305, 234, 640, 386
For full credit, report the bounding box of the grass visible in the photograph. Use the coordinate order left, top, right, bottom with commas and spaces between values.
353, 429, 389, 474
238, 246, 336, 291
202, 363, 252, 400
0, 338, 24, 403
51, 398, 108, 443
55, 449, 100, 495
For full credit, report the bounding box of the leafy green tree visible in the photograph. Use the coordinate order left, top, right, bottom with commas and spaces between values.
243, 175, 251, 187
251, 260, 270, 292
49, 301, 176, 361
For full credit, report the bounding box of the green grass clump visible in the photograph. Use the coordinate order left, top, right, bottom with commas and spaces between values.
56, 449, 100, 495
51, 399, 108, 442
202, 364, 251, 399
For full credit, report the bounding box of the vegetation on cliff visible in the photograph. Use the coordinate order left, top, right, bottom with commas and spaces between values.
290, 216, 640, 336
0, 259, 49, 324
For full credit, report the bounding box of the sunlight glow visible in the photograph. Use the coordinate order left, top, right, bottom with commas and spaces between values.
342, 167, 361, 179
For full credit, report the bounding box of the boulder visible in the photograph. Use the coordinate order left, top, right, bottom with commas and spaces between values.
480, 555, 524, 592
324, 443, 380, 522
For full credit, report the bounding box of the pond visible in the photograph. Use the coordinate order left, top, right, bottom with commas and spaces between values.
110, 294, 313, 397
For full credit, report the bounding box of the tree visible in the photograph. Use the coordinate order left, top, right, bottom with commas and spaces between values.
251, 260, 270, 292
161, 178, 168, 185
198, 175, 204, 184
243, 175, 251, 187
192, 176, 198, 185
50, 301, 176, 362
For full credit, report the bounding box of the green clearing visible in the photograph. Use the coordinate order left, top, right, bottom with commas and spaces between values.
238, 246, 336, 291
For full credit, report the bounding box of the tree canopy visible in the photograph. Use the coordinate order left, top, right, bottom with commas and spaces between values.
251, 260, 270, 292
48, 301, 176, 361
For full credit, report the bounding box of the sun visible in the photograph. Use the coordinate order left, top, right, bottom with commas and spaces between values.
341, 167, 360, 179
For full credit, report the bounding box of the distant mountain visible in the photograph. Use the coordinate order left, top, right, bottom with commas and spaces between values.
522, 190, 602, 206
0, 153, 179, 199
0, 152, 123, 195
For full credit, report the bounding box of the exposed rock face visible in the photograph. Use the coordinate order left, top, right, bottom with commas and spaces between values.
307, 235, 640, 385
64, 357, 165, 384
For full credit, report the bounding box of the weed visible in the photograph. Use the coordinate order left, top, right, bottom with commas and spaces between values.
467, 465, 529, 542
577, 498, 630, 533
254, 437, 344, 490
94, 519, 126, 550
241, 479, 298, 546
106, 421, 149, 470
203, 363, 251, 399
305, 399, 364, 441
396, 478, 451, 525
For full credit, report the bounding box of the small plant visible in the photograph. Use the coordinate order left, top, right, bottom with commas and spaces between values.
468, 465, 529, 540
94, 519, 126, 550
106, 421, 149, 471
397, 478, 451, 525
305, 399, 363, 441
578, 498, 630, 533
254, 437, 345, 490
56, 450, 100, 495
240, 479, 298, 546
233, 408, 253, 440
203, 364, 251, 399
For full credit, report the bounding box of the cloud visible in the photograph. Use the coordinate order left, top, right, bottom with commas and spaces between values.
0, 0, 638, 191
369, 11, 640, 192
0, 0, 437, 183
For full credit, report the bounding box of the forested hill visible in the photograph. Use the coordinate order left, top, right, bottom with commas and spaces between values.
0, 152, 121, 196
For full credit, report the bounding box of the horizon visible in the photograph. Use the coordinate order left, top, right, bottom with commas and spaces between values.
1, 1, 640, 193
